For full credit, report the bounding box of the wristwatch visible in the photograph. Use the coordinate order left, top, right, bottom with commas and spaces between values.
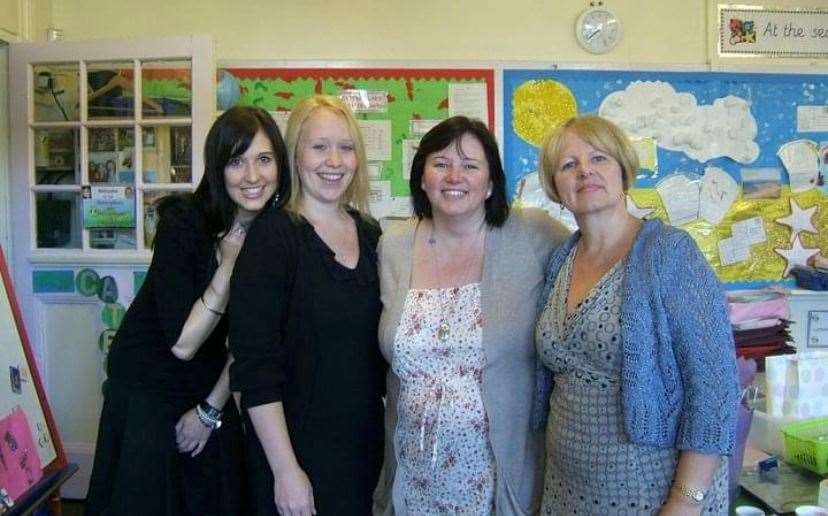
672, 481, 705, 505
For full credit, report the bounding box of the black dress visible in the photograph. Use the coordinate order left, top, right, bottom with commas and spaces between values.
229, 209, 385, 516
85, 198, 246, 516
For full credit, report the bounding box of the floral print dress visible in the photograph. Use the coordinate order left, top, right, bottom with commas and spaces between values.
392, 283, 496, 515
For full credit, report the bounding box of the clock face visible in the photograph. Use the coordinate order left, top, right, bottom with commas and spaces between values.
576, 7, 621, 54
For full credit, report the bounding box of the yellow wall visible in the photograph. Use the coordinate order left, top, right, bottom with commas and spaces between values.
52, 0, 709, 63
51, 0, 828, 67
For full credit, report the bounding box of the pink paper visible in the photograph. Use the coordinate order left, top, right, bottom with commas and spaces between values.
0, 406, 43, 501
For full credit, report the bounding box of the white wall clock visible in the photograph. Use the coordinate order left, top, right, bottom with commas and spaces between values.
575, 5, 621, 54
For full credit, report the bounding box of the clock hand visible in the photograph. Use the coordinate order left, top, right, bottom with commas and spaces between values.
586, 27, 601, 41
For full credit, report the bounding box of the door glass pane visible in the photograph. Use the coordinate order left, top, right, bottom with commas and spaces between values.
141, 60, 192, 118
143, 125, 192, 184
33, 63, 80, 122
87, 61, 135, 120
142, 190, 178, 248
36, 192, 81, 248
89, 228, 136, 250
88, 127, 134, 184
35, 128, 79, 185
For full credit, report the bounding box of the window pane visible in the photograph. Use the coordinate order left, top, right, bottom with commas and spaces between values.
87, 61, 135, 120
142, 190, 179, 248
90, 228, 136, 250
88, 127, 134, 184
35, 128, 79, 185
141, 60, 192, 118
142, 126, 192, 184
36, 192, 81, 248
33, 63, 80, 122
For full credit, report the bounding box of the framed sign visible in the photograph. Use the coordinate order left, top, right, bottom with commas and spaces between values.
719, 4, 828, 58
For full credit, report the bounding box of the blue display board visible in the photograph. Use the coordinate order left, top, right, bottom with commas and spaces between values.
503, 69, 828, 196
502, 68, 828, 288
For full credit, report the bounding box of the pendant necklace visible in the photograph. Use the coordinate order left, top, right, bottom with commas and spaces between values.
428, 222, 485, 343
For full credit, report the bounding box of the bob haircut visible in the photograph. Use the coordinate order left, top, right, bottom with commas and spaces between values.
538, 115, 638, 203
409, 116, 509, 227
184, 105, 290, 239
283, 95, 370, 216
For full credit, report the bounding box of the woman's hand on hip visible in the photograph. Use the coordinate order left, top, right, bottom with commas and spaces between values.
274, 465, 316, 516
174, 408, 212, 457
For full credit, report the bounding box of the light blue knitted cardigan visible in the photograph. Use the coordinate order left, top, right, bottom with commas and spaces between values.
534, 218, 738, 456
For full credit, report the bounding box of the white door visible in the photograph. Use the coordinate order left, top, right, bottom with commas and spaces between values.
8, 36, 214, 498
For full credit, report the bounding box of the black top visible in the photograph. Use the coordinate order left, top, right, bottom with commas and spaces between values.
229, 207, 386, 428
107, 198, 228, 397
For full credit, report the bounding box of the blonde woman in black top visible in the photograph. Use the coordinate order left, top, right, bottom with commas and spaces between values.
230, 95, 385, 516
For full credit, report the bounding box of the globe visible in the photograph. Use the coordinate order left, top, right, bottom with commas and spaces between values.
216, 70, 241, 110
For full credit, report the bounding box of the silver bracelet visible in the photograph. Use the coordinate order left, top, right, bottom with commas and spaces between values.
200, 295, 224, 317
195, 403, 221, 429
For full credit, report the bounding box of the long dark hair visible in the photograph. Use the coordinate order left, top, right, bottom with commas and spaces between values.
159, 106, 291, 240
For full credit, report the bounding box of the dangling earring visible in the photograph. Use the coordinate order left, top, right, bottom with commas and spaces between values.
272, 192, 281, 207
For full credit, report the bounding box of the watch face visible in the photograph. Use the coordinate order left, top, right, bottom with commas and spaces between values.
577, 8, 621, 54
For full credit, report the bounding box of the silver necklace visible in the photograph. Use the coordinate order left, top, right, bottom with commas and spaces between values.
427, 222, 485, 343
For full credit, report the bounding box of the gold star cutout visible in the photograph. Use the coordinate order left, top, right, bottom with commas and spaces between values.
775, 197, 818, 243
774, 234, 819, 277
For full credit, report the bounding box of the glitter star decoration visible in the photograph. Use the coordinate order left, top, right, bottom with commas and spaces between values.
626, 195, 654, 219
774, 234, 820, 277
775, 197, 818, 243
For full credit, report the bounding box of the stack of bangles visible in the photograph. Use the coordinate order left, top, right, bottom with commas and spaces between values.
196, 401, 222, 429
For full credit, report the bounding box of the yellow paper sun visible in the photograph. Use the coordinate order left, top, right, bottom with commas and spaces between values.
512, 80, 578, 148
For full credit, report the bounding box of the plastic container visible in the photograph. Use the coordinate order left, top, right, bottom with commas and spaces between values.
780, 416, 828, 475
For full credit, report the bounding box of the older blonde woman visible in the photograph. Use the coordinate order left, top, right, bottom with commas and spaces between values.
230, 95, 385, 516
536, 115, 737, 515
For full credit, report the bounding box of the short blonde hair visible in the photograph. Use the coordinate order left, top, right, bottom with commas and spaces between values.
538, 115, 638, 203
283, 95, 370, 216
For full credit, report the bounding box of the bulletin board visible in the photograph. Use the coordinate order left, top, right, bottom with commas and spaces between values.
221, 67, 495, 218
503, 69, 828, 288
0, 246, 65, 487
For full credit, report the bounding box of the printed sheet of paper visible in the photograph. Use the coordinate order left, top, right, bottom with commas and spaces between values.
357, 120, 392, 162
797, 105, 828, 133
718, 237, 751, 266
731, 216, 767, 246
656, 174, 700, 226
0, 407, 43, 500
777, 139, 819, 192
367, 162, 381, 179
368, 180, 393, 219
699, 167, 739, 225
401, 139, 420, 180
410, 119, 442, 136
269, 110, 290, 135
389, 196, 413, 218
339, 90, 388, 114
630, 136, 658, 173
448, 83, 488, 123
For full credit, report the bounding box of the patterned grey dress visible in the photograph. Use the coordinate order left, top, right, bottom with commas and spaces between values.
536, 248, 728, 515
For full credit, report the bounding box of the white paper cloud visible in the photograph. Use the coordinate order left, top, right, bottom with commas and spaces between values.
599, 81, 759, 164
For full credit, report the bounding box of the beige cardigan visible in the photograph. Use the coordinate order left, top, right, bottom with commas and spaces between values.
372, 208, 570, 516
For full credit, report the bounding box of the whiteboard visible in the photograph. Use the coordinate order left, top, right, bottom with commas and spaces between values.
0, 247, 60, 468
